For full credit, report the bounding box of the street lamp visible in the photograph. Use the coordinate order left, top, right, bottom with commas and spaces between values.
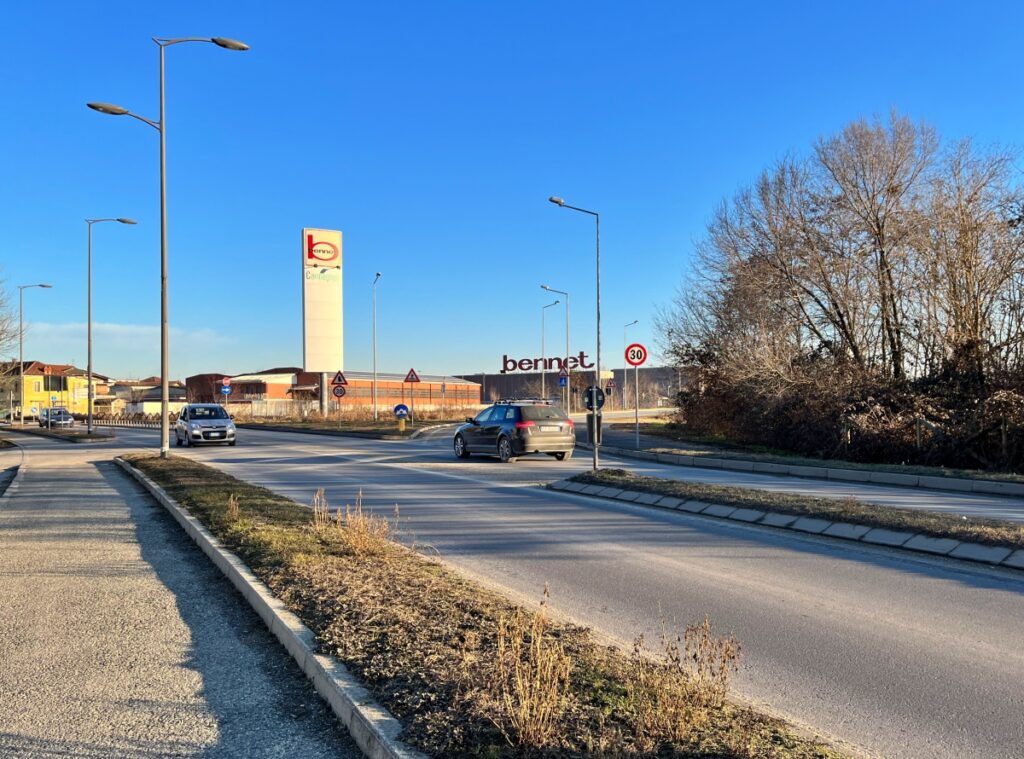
88, 35, 249, 458
549, 196, 602, 471
17, 284, 52, 426
541, 284, 570, 412
541, 299, 560, 400
86, 218, 136, 434
623, 319, 638, 409
372, 272, 381, 421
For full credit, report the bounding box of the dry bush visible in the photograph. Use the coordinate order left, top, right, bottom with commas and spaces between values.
488, 587, 572, 750
335, 490, 394, 557
225, 493, 240, 522
626, 618, 741, 751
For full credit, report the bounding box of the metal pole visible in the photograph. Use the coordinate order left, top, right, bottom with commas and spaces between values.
372, 274, 379, 421
565, 293, 571, 412
635, 363, 640, 449
594, 213, 601, 471
541, 306, 546, 400
158, 43, 170, 458
87, 223, 93, 434
18, 289, 23, 427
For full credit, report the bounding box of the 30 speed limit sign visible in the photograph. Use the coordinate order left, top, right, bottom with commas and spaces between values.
625, 343, 648, 367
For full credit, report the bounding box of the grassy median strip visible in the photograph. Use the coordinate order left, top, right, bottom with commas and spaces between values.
125, 452, 846, 759
613, 421, 1024, 485
572, 468, 1024, 550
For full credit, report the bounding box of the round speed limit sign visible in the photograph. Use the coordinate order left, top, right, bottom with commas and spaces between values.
625, 343, 648, 367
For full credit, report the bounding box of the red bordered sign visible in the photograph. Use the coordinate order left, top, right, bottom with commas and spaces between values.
625, 343, 648, 367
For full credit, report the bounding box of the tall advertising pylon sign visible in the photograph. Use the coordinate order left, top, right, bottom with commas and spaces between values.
302, 228, 344, 372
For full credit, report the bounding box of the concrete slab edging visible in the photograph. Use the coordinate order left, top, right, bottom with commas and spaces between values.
580, 442, 1024, 498
0, 465, 24, 503
547, 478, 1024, 573
114, 457, 427, 759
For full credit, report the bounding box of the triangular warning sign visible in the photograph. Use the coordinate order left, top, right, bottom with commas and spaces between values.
404, 368, 421, 383
331, 371, 348, 385
558, 367, 569, 378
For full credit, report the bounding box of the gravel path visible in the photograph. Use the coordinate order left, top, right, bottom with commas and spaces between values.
0, 453, 360, 758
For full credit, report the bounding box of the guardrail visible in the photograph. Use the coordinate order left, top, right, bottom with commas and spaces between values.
95, 419, 162, 429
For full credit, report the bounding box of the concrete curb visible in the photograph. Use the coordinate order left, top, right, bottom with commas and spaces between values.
0, 465, 24, 503
580, 442, 1024, 498
114, 457, 427, 759
548, 478, 1024, 573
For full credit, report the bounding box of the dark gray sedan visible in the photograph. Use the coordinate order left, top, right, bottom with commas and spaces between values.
454, 401, 575, 463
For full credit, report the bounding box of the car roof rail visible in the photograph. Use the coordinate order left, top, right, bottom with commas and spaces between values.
495, 397, 555, 405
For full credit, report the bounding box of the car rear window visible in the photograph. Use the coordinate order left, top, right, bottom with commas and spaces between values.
520, 406, 567, 421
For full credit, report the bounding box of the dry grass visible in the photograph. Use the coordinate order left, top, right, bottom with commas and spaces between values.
489, 587, 572, 749
627, 618, 741, 752
573, 468, 1024, 551
310, 487, 395, 557
225, 493, 240, 522
124, 452, 849, 759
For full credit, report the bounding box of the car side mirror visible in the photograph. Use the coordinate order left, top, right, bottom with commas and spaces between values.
229, 414, 234, 420
465, 417, 476, 424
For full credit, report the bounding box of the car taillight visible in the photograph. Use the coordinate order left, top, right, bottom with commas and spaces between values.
565, 418, 575, 429
515, 421, 536, 430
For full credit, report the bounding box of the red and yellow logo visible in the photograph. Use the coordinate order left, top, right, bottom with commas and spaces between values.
307, 234, 339, 263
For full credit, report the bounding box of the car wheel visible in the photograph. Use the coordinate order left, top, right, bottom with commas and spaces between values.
228, 440, 236, 447
497, 436, 515, 463
554, 451, 572, 461
454, 434, 470, 459
175, 432, 182, 447
183, 434, 192, 448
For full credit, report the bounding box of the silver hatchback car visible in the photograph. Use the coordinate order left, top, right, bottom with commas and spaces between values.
175, 404, 237, 446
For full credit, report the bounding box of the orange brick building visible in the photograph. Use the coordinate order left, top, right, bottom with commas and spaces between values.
185, 367, 479, 413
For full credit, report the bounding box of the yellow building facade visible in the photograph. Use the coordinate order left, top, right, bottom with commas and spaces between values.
2, 362, 102, 418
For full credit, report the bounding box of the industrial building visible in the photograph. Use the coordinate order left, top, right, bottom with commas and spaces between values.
185, 367, 480, 416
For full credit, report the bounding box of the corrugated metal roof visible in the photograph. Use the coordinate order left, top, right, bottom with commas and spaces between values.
230, 373, 296, 383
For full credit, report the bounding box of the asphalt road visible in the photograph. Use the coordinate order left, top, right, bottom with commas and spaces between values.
6, 429, 1024, 758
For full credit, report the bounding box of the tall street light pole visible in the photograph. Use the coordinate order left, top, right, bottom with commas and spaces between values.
372, 272, 381, 421
623, 319, 638, 410
541, 284, 570, 412
541, 299, 559, 400
18, 284, 52, 426
88, 36, 249, 458
549, 196, 601, 471
86, 218, 136, 434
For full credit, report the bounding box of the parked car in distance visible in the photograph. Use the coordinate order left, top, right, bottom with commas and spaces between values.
454, 399, 575, 463
174, 404, 237, 447
38, 407, 74, 428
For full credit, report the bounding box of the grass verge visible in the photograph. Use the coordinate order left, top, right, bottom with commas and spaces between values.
609, 421, 1024, 484
124, 452, 847, 759
4, 426, 114, 443
571, 469, 1024, 550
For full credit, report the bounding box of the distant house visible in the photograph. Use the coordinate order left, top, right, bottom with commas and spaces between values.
0, 361, 111, 418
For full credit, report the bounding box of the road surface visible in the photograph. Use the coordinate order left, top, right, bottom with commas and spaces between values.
4, 428, 1024, 758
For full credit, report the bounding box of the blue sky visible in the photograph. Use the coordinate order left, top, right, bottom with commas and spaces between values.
3, 1, 1022, 379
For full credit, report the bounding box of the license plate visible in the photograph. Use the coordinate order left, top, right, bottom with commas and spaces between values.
208, 432, 223, 438
540, 425, 559, 432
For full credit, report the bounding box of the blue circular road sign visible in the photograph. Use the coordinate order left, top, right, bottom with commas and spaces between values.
221, 386, 232, 395
394, 404, 410, 419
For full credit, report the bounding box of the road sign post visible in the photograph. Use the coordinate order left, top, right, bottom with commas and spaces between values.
394, 403, 409, 433
404, 369, 420, 425
625, 343, 648, 448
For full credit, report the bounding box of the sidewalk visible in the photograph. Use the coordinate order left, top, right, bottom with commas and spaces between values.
0, 454, 359, 758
